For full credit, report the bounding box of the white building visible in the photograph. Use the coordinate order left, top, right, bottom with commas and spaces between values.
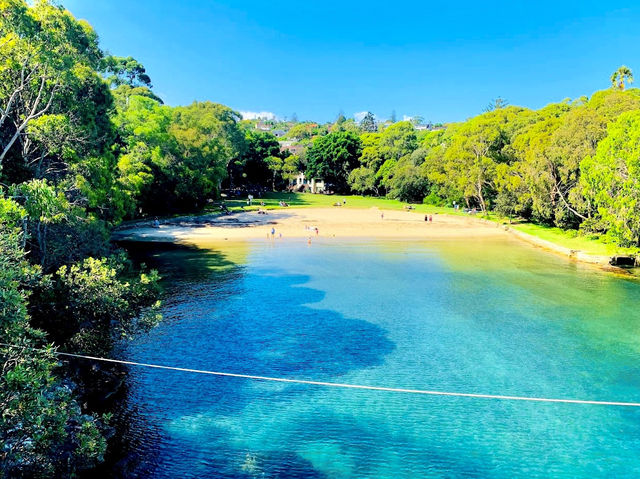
290, 172, 325, 193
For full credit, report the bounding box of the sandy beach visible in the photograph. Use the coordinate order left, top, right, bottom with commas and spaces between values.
113, 208, 507, 243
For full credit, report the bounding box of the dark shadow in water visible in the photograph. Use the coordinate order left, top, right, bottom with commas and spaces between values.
118, 240, 242, 284
100, 241, 395, 478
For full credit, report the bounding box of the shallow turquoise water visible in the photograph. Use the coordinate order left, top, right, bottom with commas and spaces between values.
116, 237, 640, 478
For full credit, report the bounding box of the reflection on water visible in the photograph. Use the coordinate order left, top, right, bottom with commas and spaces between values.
109, 238, 640, 478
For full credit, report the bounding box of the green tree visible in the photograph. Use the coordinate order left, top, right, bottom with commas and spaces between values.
484, 97, 509, 112
282, 154, 302, 183
0, 197, 107, 478
265, 155, 283, 191
233, 130, 281, 187
30, 255, 161, 355
580, 111, 640, 245
102, 55, 152, 88
360, 112, 377, 132
0, 0, 104, 168
424, 107, 527, 211
306, 131, 362, 193
610, 65, 633, 90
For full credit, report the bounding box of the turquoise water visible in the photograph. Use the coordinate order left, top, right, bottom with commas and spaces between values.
115, 238, 640, 478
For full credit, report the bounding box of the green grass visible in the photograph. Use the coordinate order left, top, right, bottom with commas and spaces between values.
211, 192, 463, 215
510, 223, 638, 257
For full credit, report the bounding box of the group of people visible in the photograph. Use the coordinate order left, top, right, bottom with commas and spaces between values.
304, 225, 319, 235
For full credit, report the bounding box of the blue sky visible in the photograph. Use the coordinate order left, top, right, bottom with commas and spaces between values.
64, 0, 640, 123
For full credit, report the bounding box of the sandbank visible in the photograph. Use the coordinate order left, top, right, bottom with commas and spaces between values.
113, 207, 504, 243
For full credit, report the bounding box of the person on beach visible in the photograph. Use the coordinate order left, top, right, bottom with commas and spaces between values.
425, 215, 428, 222
315, 227, 319, 236
429, 215, 433, 222
271, 227, 275, 238
381, 212, 384, 220
153, 217, 160, 228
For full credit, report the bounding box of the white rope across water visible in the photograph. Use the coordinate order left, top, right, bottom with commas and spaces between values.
3, 342, 640, 408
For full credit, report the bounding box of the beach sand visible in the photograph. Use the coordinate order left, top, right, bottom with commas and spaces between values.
113, 208, 505, 243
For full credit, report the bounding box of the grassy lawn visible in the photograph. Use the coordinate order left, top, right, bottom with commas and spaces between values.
212, 192, 464, 215
510, 223, 638, 257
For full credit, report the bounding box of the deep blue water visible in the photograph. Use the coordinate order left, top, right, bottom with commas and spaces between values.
113, 238, 640, 478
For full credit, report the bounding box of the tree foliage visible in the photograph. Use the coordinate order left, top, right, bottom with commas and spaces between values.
306, 131, 362, 193
359, 111, 377, 132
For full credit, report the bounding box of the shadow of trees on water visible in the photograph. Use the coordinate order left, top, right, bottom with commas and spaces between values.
100, 241, 395, 478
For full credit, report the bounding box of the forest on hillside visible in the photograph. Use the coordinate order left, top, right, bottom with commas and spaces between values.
2, 1, 640, 476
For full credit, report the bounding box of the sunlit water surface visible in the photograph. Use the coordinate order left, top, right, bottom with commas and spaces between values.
112, 237, 640, 478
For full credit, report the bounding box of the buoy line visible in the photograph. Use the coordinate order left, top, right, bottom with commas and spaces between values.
2, 342, 640, 407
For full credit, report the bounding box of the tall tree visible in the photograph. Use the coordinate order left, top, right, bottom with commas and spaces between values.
306, 131, 362, 193
0, 0, 103, 168
580, 111, 640, 245
484, 97, 509, 112
233, 130, 281, 187
102, 55, 152, 88
360, 111, 377, 132
0, 197, 107, 477
611, 65, 633, 90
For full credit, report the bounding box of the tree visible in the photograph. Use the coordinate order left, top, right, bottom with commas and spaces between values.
102, 55, 152, 88
10, 179, 68, 268
348, 166, 378, 195
233, 130, 281, 187
30, 255, 161, 355
265, 155, 283, 191
580, 111, 640, 245
424, 107, 526, 211
611, 65, 633, 90
382, 148, 429, 202
378, 121, 418, 161
306, 131, 362, 193
0, 197, 107, 477
360, 112, 377, 132
282, 154, 301, 183
0, 0, 103, 168
484, 97, 509, 112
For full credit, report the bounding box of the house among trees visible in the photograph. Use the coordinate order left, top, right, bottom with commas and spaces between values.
281, 143, 306, 155
290, 172, 325, 193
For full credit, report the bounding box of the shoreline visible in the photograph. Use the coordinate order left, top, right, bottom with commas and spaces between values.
112, 208, 503, 242
112, 207, 629, 272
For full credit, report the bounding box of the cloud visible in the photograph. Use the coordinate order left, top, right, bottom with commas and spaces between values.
354, 111, 381, 123
402, 115, 413, 122
239, 110, 278, 121
353, 111, 368, 122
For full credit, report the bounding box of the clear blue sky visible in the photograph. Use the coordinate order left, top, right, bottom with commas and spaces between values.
64, 0, 640, 123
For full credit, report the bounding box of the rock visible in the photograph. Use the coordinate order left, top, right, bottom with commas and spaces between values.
609, 255, 636, 267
